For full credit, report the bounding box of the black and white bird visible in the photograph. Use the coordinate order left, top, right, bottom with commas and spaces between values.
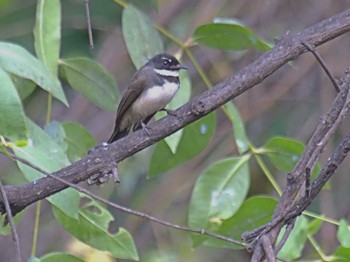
108, 53, 187, 143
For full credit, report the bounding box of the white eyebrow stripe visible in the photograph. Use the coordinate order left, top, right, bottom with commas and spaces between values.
154, 69, 179, 77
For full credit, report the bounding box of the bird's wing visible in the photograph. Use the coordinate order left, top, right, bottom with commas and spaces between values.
108, 75, 147, 143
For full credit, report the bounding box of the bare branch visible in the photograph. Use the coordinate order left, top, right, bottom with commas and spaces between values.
3, 152, 245, 247
301, 41, 340, 92
1, 9, 349, 219
0, 178, 21, 262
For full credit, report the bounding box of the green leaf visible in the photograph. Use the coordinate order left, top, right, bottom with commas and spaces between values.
0, 42, 67, 105
34, 0, 61, 75
205, 196, 277, 249
161, 70, 191, 153
0, 211, 23, 235
59, 57, 119, 111
277, 216, 309, 260
11, 74, 36, 100
13, 118, 79, 219
263, 137, 322, 182
41, 253, 84, 262
0, 68, 27, 140
193, 19, 271, 51
45, 121, 95, 162
334, 247, 350, 261
62, 122, 96, 162
263, 137, 305, 172
149, 112, 216, 178
53, 197, 139, 260
188, 156, 250, 235
28, 257, 41, 262
337, 219, 350, 248
307, 217, 323, 236
224, 101, 249, 154
122, 5, 163, 69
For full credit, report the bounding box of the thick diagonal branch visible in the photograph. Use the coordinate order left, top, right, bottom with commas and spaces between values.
1, 9, 350, 219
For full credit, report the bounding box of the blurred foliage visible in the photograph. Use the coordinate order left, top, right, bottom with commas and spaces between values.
0, 0, 350, 261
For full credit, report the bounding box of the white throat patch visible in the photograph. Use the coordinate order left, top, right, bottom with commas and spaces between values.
154, 68, 179, 77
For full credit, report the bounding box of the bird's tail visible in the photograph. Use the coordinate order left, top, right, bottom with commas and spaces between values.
107, 129, 128, 143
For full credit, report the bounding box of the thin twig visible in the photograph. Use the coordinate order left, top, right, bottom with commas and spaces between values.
274, 218, 296, 254
305, 167, 311, 197
0, 179, 21, 262
301, 41, 340, 92
84, 0, 94, 48
5, 152, 245, 248
261, 235, 275, 262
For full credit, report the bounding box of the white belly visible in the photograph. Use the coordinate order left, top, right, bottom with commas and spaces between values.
120, 82, 179, 129
132, 82, 179, 117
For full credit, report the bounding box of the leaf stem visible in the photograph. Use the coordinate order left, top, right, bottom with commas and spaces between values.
31, 201, 41, 257
303, 211, 339, 226
45, 93, 52, 125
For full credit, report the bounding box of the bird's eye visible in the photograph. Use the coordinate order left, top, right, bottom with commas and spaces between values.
163, 59, 170, 65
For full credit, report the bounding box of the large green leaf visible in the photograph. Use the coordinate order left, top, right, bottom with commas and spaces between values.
224, 101, 249, 154
34, 0, 61, 75
205, 196, 277, 249
149, 112, 216, 178
188, 156, 250, 246
277, 216, 309, 260
53, 196, 139, 261
193, 18, 271, 51
263, 137, 305, 172
13, 118, 79, 219
334, 247, 350, 261
40, 253, 84, 262
337, 219, 350, 248
62, 122, 96, 162
0, 68, 27, 140
59, 57, 119, 111
11, 74, 36, 100
263, 137, 321, 178
122, 5, 163, 69
0, 42, 67, 105
45, 121, 95, 162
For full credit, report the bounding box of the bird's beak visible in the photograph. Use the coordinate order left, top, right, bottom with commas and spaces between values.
172, 64, 188, 70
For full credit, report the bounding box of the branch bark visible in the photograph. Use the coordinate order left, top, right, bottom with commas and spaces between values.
1, 10, 350, 259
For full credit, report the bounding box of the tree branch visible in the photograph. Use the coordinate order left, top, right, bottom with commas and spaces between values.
0, 9, 350, 234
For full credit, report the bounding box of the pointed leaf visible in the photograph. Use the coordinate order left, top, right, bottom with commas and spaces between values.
263, 137, 322, 181
149, 112, 215, 178
0, 68, 27, 140
337, 219, 350, 248
205, 196, 277, 249
334, 247, 350, 261
62, 122, 96, 162
224, 101, 249, 154
122, 5, 163, 69
193, 19, 271, 51
53, 197, 139, 260
41, 253, 84, 262
11, 74, 36, 100
0, 42, 67, 105
13, 118, 79, 219
60, 57, 119, 111
34, 0, 61, 75
188, 156, 250, 246
277, 216, 309, 260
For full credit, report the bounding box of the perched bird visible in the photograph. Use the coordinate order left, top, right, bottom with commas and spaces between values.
108, 53, 187, 143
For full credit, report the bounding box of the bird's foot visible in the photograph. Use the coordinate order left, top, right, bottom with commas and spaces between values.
87, 166, 120, 186
141, 121, 152, 136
